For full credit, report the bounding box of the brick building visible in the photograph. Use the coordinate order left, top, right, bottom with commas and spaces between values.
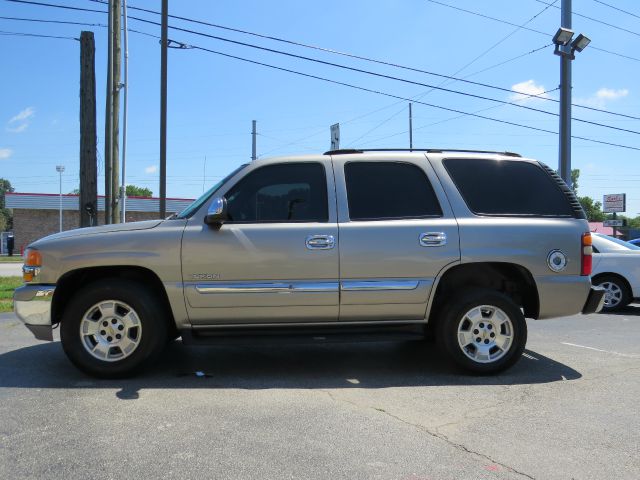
5, 193, 194, 251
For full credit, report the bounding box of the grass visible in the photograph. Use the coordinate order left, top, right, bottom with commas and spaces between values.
0, 276, 22, 313
0, 256, 23, 263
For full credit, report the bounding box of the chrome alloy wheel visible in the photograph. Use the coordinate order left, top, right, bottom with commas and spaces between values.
457, 305, 514, 363
79, 300, 142, 362
600, 281, 623, 309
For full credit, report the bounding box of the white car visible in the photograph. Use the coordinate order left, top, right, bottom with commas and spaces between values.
591, 233, 640, 311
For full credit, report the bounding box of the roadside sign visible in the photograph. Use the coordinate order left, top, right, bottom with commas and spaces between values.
330, 123, 340, 150
603, 219, 624, 227
603, 193, 626, 213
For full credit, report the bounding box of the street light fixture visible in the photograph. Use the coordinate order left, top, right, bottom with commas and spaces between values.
571, 33, 591, 53
553, 27, 590, 60
552, 27, 574, 47
56, 165, 65, 232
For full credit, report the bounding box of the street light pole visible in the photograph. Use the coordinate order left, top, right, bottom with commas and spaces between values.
56, 165, 65, 232
558, 0, 572, 188
552, 1, 590, 189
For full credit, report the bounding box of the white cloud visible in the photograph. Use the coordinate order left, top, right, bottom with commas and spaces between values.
9, 107, 35, 123
509, 80, 549, 102
575, 88, 629, 108
6, 123, 28, 133
7, 106, 35, 133
145, 165, 158, 174
0, 148, 12, 160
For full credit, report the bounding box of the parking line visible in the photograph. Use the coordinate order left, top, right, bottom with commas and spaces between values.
561, 342, 640, 359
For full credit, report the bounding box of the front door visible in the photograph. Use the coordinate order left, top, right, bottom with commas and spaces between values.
181, 159, 339, 325
332, 155, 460, 321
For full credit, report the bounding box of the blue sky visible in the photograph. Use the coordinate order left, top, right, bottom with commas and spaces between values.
1, 0, 639, 214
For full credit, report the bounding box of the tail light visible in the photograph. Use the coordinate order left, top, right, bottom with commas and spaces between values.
581, 232, 592, 276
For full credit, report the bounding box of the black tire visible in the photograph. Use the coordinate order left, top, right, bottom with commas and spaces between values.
60, 278, 169, 378
592, 274, 631, 312
437, 289, 527, 374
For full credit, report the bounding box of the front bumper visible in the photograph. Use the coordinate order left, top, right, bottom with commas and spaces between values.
582, 285, 606, 315
13, 284, 56, 341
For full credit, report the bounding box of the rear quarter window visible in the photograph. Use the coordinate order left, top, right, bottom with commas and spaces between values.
443, 158, 575, 217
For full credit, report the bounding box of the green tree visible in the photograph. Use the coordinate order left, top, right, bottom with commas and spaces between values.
579, 196, 605, 222
0, 178, 15, 231
570, 169, 605, 222
126, 185, 153, 197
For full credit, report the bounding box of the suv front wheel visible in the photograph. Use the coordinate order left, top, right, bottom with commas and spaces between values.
437, 289, 527, 374
60, 279, 169, 378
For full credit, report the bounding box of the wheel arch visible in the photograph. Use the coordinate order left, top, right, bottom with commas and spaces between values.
427, 262, 539, 324
52, 266, 177, 334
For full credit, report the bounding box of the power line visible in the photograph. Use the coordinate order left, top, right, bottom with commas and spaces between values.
0, 15, 105, 27
357, 0, 559, 143
5, 1, 640, 121
423, 0, 640, 62
0, 29, 77, 40
83, 0, 558, 102
0, 15, 161, 39
534, 0, 640, 38
463, 44, 551, 78
7, 7, 638, 133
4, 0, 639, 149
592, 0, 640, 20
175, 39, 640, 152
117, 14, 640, 136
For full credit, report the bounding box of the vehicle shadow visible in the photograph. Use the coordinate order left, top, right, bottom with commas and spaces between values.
605, 303, 640, 316
0, 340, 581, 398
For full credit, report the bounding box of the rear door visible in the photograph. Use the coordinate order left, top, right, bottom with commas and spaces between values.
333, 154, 460, 321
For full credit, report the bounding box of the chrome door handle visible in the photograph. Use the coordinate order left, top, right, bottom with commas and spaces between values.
420, 232, 447, 247
306, 235, 335, 250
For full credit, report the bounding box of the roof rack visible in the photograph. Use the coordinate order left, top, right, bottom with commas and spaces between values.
323, 148, 522, 158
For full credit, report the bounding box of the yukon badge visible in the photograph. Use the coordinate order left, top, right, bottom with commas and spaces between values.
547, 250, 568, 272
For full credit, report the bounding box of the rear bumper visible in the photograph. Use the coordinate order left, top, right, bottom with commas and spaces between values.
582, 286, 606, 315
13, 284, 55, 341
536, 275, 592, 319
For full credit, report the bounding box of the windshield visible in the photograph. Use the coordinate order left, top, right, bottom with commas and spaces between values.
593, 233, 640, 251
176, 164, 248, 219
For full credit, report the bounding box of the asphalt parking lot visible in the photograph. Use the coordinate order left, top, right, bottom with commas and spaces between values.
1, 309, 638, 480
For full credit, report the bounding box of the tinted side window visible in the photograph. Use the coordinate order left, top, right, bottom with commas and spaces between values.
225, 163, 328, 222
444, 159, 574, 217
344, 162, 442, 220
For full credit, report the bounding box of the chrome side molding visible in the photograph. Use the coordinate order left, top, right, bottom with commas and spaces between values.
341, 280, 420, 291
195, 282, 339, 294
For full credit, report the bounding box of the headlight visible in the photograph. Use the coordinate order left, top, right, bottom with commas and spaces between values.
23, 248, 42, 282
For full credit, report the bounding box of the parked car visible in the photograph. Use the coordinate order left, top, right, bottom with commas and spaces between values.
591, 233, 640, 311
627, 237, 640, 246
14, 149, 604, 377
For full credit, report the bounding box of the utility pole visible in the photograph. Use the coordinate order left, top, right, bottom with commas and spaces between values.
409, 103, 413, 150
121, 0, 129, 223
111, 0, 121, 224
558, 0, 572, 188
251, 120, 257, 161
104, 0, 114, 224
159, 0, 168, 218
56, 165, 65, 232
79, 31, 97, 228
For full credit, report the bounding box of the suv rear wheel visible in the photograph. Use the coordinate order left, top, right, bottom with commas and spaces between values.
60, 279, 169, 378
437, 289, 527, 374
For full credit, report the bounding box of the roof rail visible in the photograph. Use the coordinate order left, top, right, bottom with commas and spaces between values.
323, 148, 522, 157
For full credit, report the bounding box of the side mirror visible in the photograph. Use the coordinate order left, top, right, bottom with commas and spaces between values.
204, 196, 228, 227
